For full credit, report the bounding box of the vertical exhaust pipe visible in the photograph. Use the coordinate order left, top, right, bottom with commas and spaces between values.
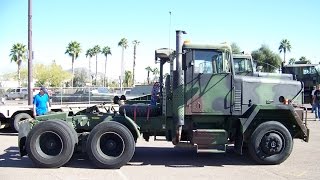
172, 30, 186, 145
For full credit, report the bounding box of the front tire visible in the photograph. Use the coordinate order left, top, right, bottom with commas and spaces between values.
248, 121, 293, 165
26, 120, 75, 168
86, 121, 135, 169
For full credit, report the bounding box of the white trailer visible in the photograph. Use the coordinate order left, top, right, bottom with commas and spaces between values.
0, 104, 98, 132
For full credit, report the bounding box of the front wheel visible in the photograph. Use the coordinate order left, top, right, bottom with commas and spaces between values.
248, 121, 293, 165
86, 121, 135, 169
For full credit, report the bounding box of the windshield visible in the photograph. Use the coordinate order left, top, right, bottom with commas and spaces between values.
303, 66, 317, 75
233, 58, 253, 74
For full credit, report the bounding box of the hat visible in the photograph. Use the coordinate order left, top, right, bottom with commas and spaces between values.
40, 86, 47, 93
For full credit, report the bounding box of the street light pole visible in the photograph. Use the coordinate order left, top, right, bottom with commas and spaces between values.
28, 0, 33, 105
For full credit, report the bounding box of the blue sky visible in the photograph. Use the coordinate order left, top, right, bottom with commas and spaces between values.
1, 0, 319, 83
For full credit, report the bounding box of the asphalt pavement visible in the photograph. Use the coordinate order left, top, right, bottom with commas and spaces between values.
0, 112, 319, 180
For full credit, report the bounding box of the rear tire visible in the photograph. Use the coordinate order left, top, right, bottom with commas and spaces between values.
12, 113, 32, 132
46, 119, 78, 145
86, 121, 135, 169
248, 121, 293, 165
26, 120, 75, 168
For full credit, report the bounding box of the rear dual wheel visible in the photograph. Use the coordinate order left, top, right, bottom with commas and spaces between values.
86, 121, 135, 169
26, 120, 77, 168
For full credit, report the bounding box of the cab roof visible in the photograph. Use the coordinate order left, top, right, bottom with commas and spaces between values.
183, 42, 232, 52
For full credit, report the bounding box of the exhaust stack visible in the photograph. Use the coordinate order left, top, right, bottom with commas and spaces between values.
172, 30, 186, 145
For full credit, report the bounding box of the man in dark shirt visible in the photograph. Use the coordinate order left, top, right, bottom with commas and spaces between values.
312, 85, 320, 120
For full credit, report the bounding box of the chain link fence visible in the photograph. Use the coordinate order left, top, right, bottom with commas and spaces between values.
0, 85, 153, 105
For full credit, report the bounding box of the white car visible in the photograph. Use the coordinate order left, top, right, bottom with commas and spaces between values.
4, 88, 29, 100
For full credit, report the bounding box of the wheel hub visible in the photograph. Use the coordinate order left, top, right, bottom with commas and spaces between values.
99, 132, 125, 158
261, 132, 283, 155
106, 140, 116, 151
39, 132, 63, 156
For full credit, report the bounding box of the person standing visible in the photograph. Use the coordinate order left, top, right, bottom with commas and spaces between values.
311, 85, 317, 113
33, 86, 50, 116
312, 85, 320, 120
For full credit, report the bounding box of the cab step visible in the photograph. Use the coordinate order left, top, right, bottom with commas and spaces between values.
196, 144, 226, 153
192, 129, 228, 153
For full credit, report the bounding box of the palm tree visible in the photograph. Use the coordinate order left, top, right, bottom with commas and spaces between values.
299, 56, 307, 62
9, 43, 27, 86
102, 46, 111, 87
85, 48, 94, 84
65, 41, 81, 87
152, 67, 159, 82
92, 45, 101, 85
118, 38, 129, 91
145, 66, 153, 84
288, 58, 296, 65
132, 40, 140, 85
124, 70, 132, 87
278, 39, 292, 64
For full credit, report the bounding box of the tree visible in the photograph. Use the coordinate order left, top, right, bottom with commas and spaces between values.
34, 61, 72, 87
132, 40, 140, 85
124, 70, 132, 87
296, 56, 311, 64
73, 68, 89, 87
288, 58, 296, 65
85, 48, 94, 84
152, 67, 159, 82
9, 43, 27, 86
278, 39, 292, 65
108, 80, 118, 88
92, 45, 101, 85
231, 42, 241, 54
101, 46, 112, 87
118, 38, 129, 90
252, 45, 282, 72
65, 41, 81, 87
145, 66, 153, 84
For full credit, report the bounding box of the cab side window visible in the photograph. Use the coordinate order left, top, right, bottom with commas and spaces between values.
193, 50, 230, 74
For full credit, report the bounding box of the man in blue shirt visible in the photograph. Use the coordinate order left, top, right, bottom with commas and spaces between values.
33, 86, 50, 116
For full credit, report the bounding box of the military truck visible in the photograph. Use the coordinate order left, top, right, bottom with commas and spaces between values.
234, 53, 320, 104
282, 64, 320, 103
233, 53, 293, 80
18, 30, 309, 169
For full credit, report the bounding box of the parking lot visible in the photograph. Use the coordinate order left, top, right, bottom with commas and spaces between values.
0, 112, 319, 180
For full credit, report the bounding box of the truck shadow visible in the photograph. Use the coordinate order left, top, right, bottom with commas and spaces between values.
0, 146, 255, 169
128, 146, 256, 168
0, 129, 18, 136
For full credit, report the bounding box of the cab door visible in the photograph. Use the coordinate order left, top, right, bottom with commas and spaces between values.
185, 49, 233, 115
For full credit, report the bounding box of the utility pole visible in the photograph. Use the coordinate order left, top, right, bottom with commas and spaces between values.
28, 0, 33, 105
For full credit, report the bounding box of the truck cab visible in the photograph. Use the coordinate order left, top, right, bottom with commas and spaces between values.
282, 64, 320, 103
155, 31, 308, 164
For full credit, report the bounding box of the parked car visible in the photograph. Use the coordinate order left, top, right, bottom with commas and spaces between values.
91, 87, 116, 96
4, 87, 53, 100
4, 87, 29, 100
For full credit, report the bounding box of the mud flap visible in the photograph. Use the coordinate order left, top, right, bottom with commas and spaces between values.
18, 120, 32, 157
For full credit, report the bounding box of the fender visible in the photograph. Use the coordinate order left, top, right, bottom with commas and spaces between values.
110, 115, 140, 141
18, 119, 33, 157
240, 104, 309, 141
